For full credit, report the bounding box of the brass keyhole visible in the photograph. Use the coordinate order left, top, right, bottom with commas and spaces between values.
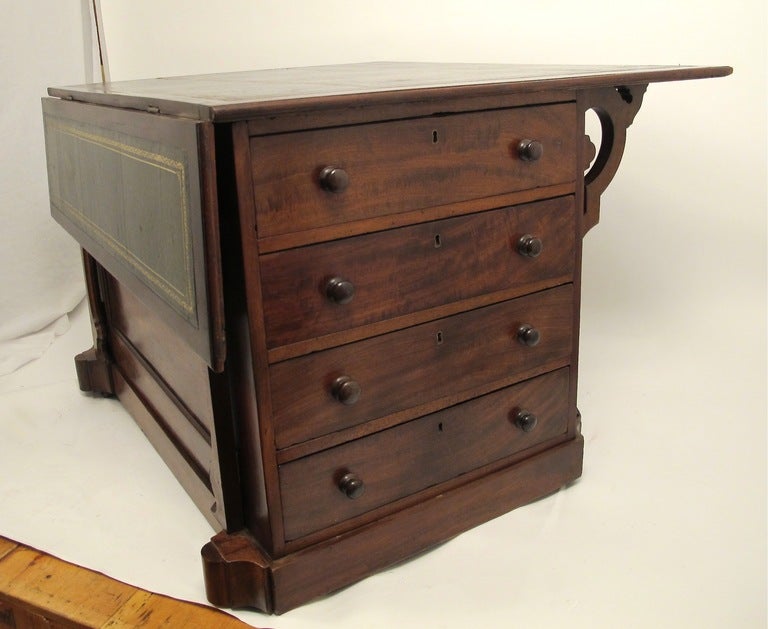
434, 234, 442, 248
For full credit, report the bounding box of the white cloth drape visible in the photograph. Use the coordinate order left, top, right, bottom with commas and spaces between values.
0, 1, 99, 374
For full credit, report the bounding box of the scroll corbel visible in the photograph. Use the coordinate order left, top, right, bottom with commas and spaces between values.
581, 83, 648, 234
74, 250, 115, 396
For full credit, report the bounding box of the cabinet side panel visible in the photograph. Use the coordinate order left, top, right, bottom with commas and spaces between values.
104, 273, 223, 527
107, 275, 215, 435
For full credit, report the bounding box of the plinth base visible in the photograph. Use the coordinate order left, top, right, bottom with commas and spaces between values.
202, 436, 583, 614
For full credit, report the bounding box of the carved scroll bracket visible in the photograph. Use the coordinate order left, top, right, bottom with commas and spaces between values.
581, 83, 648, 234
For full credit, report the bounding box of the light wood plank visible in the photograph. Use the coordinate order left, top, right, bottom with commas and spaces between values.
103, 590, 248, 628
0, 537, 256, 628
0, 537, 18, 561
0, 546, 134, 627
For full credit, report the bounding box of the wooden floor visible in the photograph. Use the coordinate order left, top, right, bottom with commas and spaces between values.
0, 536, 256, 628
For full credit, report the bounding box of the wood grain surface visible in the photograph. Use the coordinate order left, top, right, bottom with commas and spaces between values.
47, 62, 731, 121
0, 537, 254, 628
279, 368, 570, 540
270, 284, 573, 449
250, 103, 576, 237
261, 196, 575, 350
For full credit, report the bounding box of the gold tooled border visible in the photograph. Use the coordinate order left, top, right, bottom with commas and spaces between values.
46, 117, 195, 321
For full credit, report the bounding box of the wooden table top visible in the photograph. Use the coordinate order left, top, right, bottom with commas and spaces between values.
48, 62, 732, 121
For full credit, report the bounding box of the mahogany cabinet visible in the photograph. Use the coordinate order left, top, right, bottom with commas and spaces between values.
42, 63, 730, 613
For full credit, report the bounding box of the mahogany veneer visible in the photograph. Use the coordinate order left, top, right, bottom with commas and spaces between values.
42, 62, 730, 613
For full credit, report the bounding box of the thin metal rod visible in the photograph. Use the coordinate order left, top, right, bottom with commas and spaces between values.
91, 0, 108, 84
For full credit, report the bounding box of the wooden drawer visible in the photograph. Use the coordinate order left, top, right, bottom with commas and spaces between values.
279, 367, 570, 540
270, 284, 573, 449
250, 103, 577, 237
260, 196, 575, 351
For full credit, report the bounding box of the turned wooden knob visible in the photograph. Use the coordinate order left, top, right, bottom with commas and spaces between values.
517, 139, 544, 162
517, 324, 541, 346
319, 166, 349, 193
338, 472, 365, 499
332, 376, 361, 405
325, 277, 355, 304
513, 409, 538, 432
517, 234, 543, 258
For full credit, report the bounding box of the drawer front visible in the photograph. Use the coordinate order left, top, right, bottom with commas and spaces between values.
261, 196, 575, 350
251, 103, 577, 237
279, 367, 570, 540
270, 284, 573, 449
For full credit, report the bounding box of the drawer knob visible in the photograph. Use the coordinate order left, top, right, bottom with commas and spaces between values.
517, 139, 544, 162
514, 409, 538, 432
332, 376, 361, 405
319, 166, 350, 193
517, 324, 541, 346
517, 234, 543, 258
338, 472, 365, 499
326, 277, 355, 304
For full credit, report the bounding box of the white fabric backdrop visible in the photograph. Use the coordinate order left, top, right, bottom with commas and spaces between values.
0, 0, 98, 374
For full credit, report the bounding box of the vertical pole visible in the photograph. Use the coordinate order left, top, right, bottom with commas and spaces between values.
90, 0, 110, 84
